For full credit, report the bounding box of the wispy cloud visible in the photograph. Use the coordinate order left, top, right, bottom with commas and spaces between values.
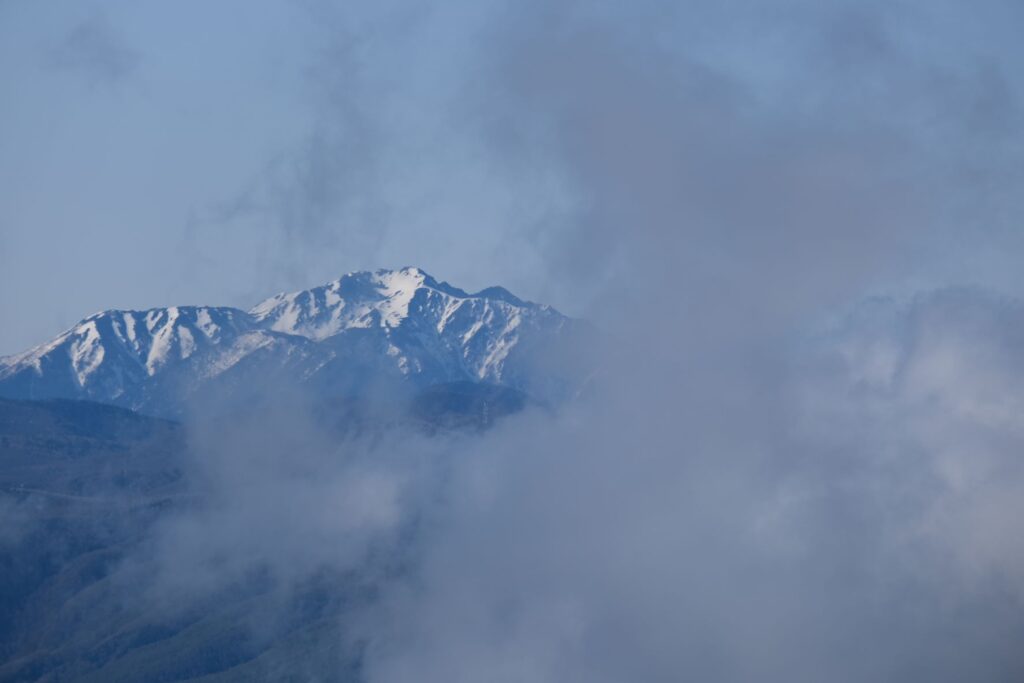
48, 12, 139, 86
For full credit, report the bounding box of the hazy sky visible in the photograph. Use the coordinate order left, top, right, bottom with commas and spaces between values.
0, 0, 577, 353
5, 2, 1024, 680
3, 0, 1024, 355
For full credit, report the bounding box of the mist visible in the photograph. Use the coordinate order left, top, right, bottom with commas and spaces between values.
125, 285, 1024, 681
4, 0, 1024, 680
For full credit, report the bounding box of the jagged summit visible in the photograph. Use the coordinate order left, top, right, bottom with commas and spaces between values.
0, 268, 583, 416
250, 267, 549, 341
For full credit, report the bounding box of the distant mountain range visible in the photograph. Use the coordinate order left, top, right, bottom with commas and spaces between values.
0, 268, 589, 417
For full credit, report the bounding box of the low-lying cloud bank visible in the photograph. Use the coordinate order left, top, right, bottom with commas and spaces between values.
125, 287, 1024, 682
350, 288, 1024, 683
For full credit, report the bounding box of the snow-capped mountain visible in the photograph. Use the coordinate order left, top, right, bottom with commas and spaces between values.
0, 268, 586, 416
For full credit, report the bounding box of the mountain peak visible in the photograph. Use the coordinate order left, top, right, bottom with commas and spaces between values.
250, 268, 540, 341
0, 269, 582, 416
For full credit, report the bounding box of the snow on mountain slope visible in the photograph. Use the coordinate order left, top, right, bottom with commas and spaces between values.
251, 268, 441, 339
0, 268, 586, 416
251, 268, 571, 383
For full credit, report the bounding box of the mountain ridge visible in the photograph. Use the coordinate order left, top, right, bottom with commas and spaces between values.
0, 268, 585, 417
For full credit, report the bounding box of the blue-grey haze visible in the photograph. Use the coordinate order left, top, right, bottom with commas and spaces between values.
3, 1, 1024, 681
2, 0, 1023, 355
